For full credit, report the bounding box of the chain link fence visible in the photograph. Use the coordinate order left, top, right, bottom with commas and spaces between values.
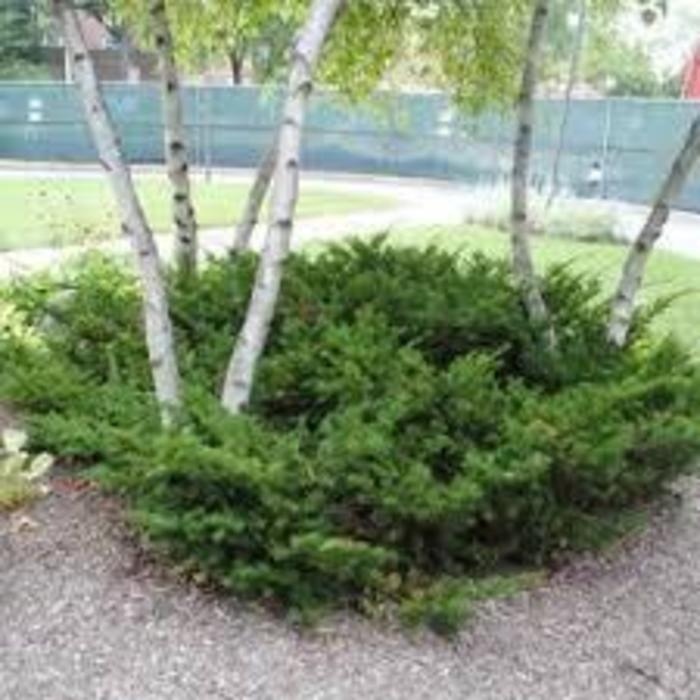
0, 82, 699, 210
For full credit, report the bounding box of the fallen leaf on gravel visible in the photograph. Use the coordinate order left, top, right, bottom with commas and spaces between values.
52, 477, 94, 494
10, 514, 40, 533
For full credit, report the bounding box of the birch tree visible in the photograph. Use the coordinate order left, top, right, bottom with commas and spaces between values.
54, 0, 181, 425
221, 0, 346, 414
230, 0, 410, 253
511, 0, 556, 344
232, 141, 278, 252
607, 113, 700, 347
546, 0, 587, 208
149, 0, 198, 275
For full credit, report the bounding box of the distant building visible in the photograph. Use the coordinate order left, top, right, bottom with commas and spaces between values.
682, 42, 700, 98
48, 10, 157, 83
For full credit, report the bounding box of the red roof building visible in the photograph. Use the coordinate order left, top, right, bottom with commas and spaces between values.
682, 43, 700, 98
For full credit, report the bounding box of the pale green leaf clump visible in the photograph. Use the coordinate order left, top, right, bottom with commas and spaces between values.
0, 300, 43, 350
0, 428, 54, 511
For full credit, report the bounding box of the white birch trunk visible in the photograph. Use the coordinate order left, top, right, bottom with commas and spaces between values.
232, 141, 278, 252
54, 0, 181, 425
511, 0, 555, 346
221, 0, 346, 414
546, 0, 587, 209
607, 114, 700, 347
150, 0, 198, 276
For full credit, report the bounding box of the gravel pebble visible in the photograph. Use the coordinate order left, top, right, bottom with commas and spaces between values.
1, 478, 700, 700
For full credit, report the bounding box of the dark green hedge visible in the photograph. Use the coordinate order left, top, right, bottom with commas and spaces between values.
2, 238, 699, 632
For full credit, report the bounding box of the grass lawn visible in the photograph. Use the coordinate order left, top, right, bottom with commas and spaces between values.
0, 176, 395, 251
381, 225, 700, 353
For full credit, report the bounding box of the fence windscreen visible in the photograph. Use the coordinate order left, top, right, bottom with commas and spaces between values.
0, 82, 699, 211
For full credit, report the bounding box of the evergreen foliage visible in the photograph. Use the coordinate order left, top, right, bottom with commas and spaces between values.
2, 239, 699, 631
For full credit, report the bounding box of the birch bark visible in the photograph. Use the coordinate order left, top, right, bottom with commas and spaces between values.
150, 0, 198, 276
232, 141, 278, 252
607, 114, 700, 347
55, 0, 181, 425
221, 0, 346, 413
511, 0, 555, 345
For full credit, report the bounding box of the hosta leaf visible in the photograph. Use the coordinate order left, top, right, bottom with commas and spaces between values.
0, 454, 26, 477
25, 454, 54, 481
2, 429, 28, 454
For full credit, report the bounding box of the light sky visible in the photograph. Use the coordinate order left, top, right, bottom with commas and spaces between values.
620, 0, 700, 74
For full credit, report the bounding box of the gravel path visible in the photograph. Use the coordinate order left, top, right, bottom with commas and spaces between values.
2, 474, 700, 700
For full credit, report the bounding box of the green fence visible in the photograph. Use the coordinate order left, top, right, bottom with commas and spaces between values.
1, 82, 699, 211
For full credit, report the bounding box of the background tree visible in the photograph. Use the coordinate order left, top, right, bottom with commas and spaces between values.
0, 0, 46, 79
115, 0, 304, 84
546, 0, 588, 207
583, 25, 680, 96
58, 0, 146, 80
410, 0, 530, 112
542, 0, 679, 98
317, 0, 410, 100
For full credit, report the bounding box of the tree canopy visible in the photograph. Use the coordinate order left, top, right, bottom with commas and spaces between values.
0, 0, 47, 77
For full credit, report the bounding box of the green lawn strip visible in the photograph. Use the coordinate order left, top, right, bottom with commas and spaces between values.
0, 176, 396, 251
378, 225, 700, 353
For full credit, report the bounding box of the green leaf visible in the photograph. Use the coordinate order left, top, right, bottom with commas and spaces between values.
2, 428, 28, 454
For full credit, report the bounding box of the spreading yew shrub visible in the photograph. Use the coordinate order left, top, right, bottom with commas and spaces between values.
2, 238, 699, 632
